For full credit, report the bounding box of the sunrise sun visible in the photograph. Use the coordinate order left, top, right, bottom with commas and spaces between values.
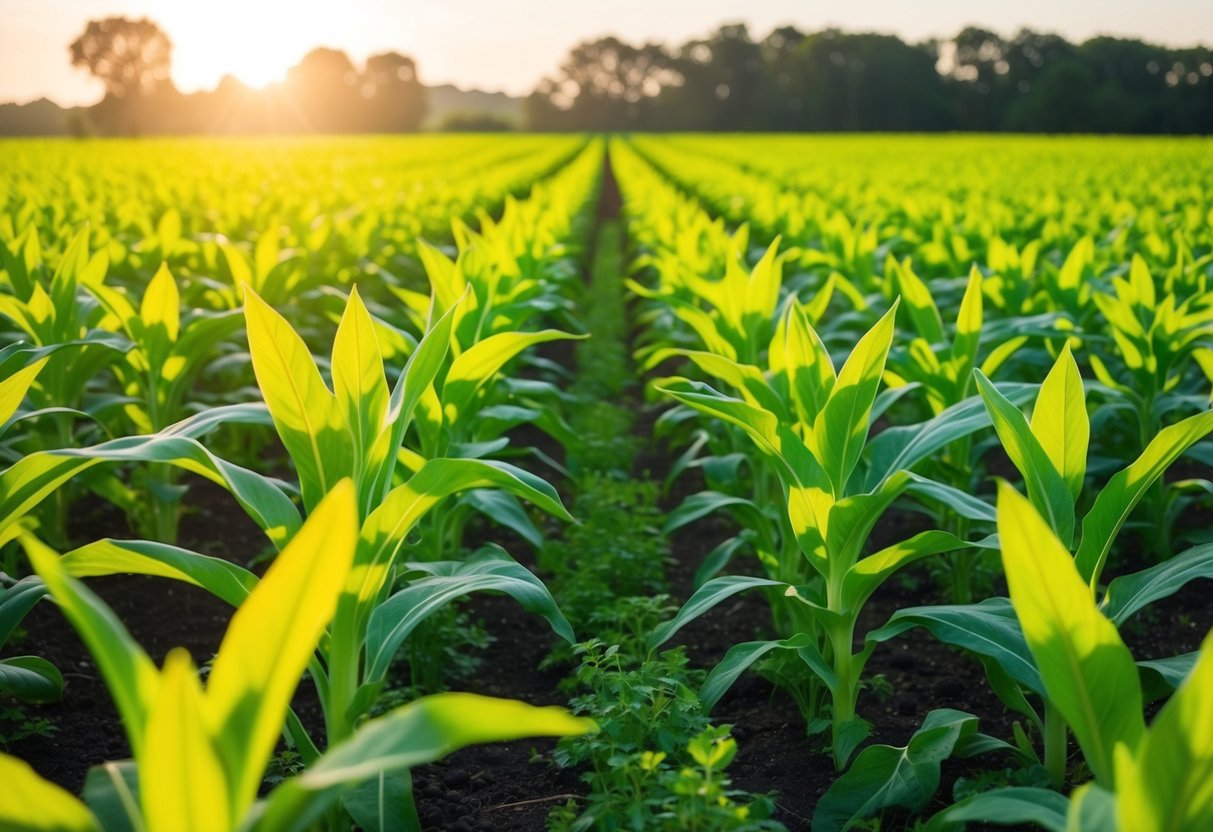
155, 1, 338, 90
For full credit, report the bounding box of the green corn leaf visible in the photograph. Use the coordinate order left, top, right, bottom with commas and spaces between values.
997, 482, 1144, 788
0, 575, 49, 645
863, 383, 1037, 490
81, 761, 140, 832
775, 299, 837, 425
813, 709, 991, 832
867, 598, 1042, 695
252, 693, 593, 832
1115, 630, 1213, 832
140, 263, 180, 367
891, 258, 944, 344
340, 772, 417, 832
61, 539, 258, 608
0, 356, 47, 427
700, 634, 831, 710
925, 786, 1069, 832
814, 301, 899, 495
358, 457, 570, 586
0, 429, 300, 547
373, 294, 461, 504
649, 575, 786, 649
646, 347, 787, 416
23, 534, 159, 758
205, 480, 358, 817
244, 285, 352, 512
1075, 409, 1213, 587
1067, 783, 1118, 832
1138, 653, 1198, 702
1029, 345, 1088, 501
143, 649, 231, 832
331, 285, 389, 513
903, 473, 997, 523
1101, 542, 1213, 626
947, 266, 984, 389
0, 656, 62, 703
975, 370, 1075, 546
842, 530, 985, 614
441, 329, 585, 428
364, 552, 573, 686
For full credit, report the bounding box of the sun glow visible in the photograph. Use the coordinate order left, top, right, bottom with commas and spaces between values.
156, 1, 340, 91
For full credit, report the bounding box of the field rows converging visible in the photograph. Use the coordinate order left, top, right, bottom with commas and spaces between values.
2, 133, 1213, 832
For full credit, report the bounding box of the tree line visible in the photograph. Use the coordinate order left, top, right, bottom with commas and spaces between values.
528, 24, 1213, 133
11, 16, 1213, 135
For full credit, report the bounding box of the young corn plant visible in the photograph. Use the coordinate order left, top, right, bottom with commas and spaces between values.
0, 227, 129, 545
1085, 254, 1213, 557
649, 301, 995, 769
924, 486, 1213, 832
87, 262, 244, 541
235, 283, 578, 745
881, 262, 1029, 601
0, 481, 593, 832
870, 346, 1213, 786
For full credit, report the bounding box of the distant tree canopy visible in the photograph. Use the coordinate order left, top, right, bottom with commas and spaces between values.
67, 18, 426, 136
27, 17, 1212, 136
528, 23, 1213, 133
70, 17, 173, 99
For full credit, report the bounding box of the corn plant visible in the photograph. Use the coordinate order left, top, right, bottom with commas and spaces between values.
881, 262, 1028, 601
870, 346, 1213, 785
1085, 254, 1213, 556
224, 283, 579, 744
924, 486, 1213, 832
0, 480, 593, 832
649, 301, 998, 768
84, 262, 244, 541
0, 228, 129, 544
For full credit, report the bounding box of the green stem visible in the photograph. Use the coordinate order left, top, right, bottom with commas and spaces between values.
828, 618, 858, 770
1043, 701, 1067, 788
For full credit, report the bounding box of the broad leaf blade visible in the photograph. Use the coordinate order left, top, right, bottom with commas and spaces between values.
997, 482, 1144, 787
205, 480, 358, 815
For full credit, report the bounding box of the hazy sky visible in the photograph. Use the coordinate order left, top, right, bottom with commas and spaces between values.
3, 0, 1211, 105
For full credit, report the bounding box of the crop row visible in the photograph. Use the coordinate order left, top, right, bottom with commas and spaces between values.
612, 135, 1213, 829
1, 137, 604, 831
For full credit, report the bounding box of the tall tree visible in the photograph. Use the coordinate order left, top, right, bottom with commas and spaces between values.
69, 17, 172, 99
362, 52, 426, 132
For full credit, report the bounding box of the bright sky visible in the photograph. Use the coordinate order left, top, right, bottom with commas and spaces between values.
2, 0, 1211, 105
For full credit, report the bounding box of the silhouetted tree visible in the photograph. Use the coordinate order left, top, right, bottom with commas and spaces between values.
284, 47, 362, 132
70, 17, 172, 98
528, 38, 677, 130
69, 17, 173, 135
361, 52, 426, 132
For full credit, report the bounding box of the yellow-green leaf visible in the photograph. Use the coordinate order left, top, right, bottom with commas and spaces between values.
331, 286, 388, 513
1029, 345, 1089, 500
243, 285, 350, 511
141, 263, 180, 343
22, 533, 159, 757
997, 482, 1144, 788
142, 649, 231, 832
205, 479, 358, 816
1116, 630, 1213, 832
0, 357, 47, 426
814, 301, 899, 496
0, 754, 98, 831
